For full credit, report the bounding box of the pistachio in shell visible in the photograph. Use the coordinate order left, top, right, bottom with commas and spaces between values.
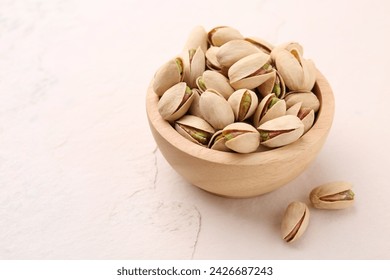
216, 39, 261, 69
281, 201, 310, 243
158, 82, 194, 122
257, 70, 286, 99
258, 115, 304, 148
222, 122, 260, 153
183, 25, 208, 53
196, 70, 234, 99
253, 93, 286, 128
175, 115, 215, 146
208, 26, 244, 47
284, 91, 320, 113
199, 89, 235, 130
153, 57, 184, 97
309, 181, 355, 210
188, 88, 203, 118
228, 52, 275, 90
182, 46, 205, 88
245, 37, 274, 54
208, 130, 231, 152
228, 89, 258, 121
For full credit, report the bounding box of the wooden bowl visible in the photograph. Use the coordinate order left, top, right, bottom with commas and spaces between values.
146, 69, 335, 198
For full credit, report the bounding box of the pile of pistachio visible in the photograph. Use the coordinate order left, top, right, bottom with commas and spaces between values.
153, 26, 320, 153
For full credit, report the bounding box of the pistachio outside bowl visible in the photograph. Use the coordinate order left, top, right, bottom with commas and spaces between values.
146, 69, 335, 198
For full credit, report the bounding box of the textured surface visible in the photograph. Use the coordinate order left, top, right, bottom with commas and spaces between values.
1, 0, 389, 259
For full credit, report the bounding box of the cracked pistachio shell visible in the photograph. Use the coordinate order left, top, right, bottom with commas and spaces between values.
257, 70, 286, 99
285, 91, 320, 113
310, 181, 355, 210
273, 48, 316, 91
245, 37, 274, 54
196, 70, 234, 99
199, 90, 235, 129
208, 26, 244, 47
253, 93, 286, 128
208, 130, 231, 152
298, 107, 315, 133
175, 115, 215, 146
216, 39, 261, 69
228, 89, 258, 121
182, 46, 205, 88
286, 101, 302, 116
281, 201, 310, 243
183, 26, 208, 53
188, 88, 203, 118
228, 52, 274, 90
153, 57, 184, 96
158, 82, 194, 122
271, 42, 304, 61
258, 115, 304, 148
205, 46, 226, 74
222, 122, 260, 153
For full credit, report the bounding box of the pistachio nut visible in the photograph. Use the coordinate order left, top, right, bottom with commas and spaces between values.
270, 42, 304, 61
199, 90, 235, 129
183, 25, 208, 53
297, 107, 315, 133
175, 115, 215, 146
273, 47, 316, 91
208, 26, 244, 47
286, 101, 302, 116
228, 52, 274, 90
245, 37, 274, 54
281, 201, 310, 243
205, 46, 225, 74
258, 115, 304, 148
208, 130, 231, 152
310, 181, 355, 210
228, 89, 258, 121
253, 93, 286, 128
284, 91, 320, 113
257, 70, 286, 99
196, 70, 234, 99
158, 82, 194, 122
222, 122, 260, 153
153, 57, 184, 96
182, 46, 206, 88
188, 88, 203, 118
216, 39, 260, 69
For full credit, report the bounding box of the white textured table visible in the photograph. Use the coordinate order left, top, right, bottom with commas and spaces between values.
1, 0, 389, 259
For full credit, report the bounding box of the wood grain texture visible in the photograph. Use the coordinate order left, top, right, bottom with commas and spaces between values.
146, 69, 335, 198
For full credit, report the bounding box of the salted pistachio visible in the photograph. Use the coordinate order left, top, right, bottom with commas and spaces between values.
228, 52, 275, 90
310, 181, 355, 210
196, 70, 234, 99
272, 46, 316, 91
188, 88, 203, 118
208, 130, 231, 152
183, 26, 208, 54
257, 70, 286, 99
208, 26, 244, 47
199, 89, 235, 129
245, 37, 274, 54
153, 57, 184, 96
228, 89, 258, 121
222, 122, 260, 153
216, 39, 260, 69
258, 115, 304, 148
158, 82, 194, 122
281, 201, 310, 243
284, 91, 320, 113
253, 93, 286, 128
175, 115, 215, 146
182, 46, 205, 88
